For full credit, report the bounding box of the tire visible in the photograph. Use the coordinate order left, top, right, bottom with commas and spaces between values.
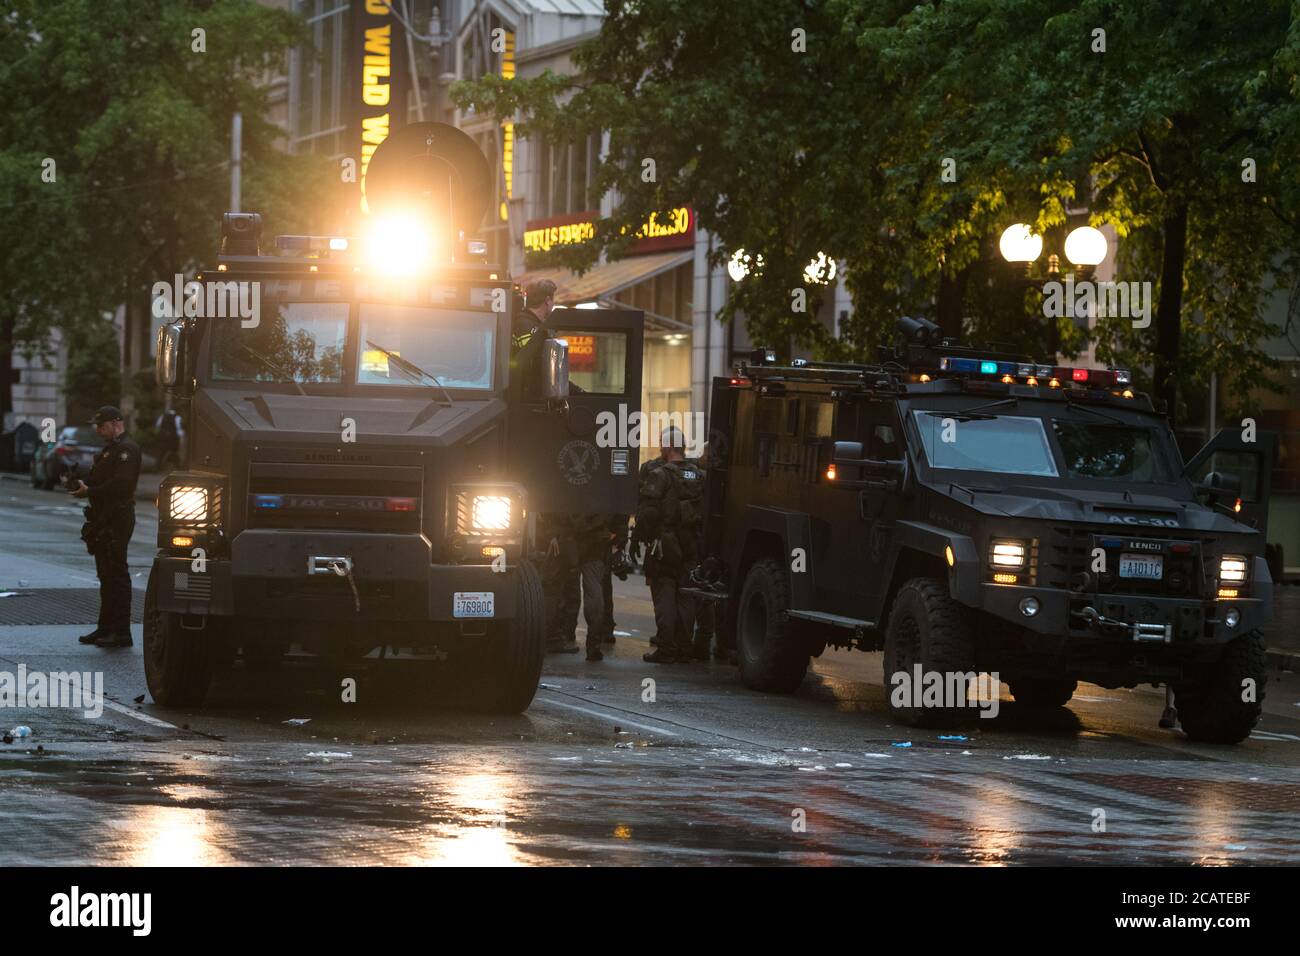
477, 560, 546, 714
882, 577, 977, 727
737, 558, 810, 693
1175, 629, 1266, 744
1009, 678, 1077, 709
143, 565, 215, 707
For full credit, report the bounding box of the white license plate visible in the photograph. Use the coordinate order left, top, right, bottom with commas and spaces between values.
453, 591, 495, 618
1119, 554, 1164, 580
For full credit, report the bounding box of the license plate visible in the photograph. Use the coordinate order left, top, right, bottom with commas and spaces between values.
1119, 554, 1164, 580
453, 591, 495, 618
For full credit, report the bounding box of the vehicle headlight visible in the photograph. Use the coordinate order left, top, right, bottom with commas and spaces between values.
989, 539, 1026, 569
1219, 555, 1248, 583
169, 486, 209, 523
471, 495, 512, 532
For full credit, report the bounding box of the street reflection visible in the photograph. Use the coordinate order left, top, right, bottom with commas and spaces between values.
123, 804, 232, 865
413, 767, 522, 866
963, 783, 1022, 865
1190, 787, 1238, 866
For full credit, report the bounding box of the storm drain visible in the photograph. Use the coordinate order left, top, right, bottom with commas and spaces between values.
0, 589, 144, 626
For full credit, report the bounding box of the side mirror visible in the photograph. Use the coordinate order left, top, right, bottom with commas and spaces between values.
833, 441, 865, 462
1197, 470, 1241, 498
543, 336, 570, 400
828, 440, 908, 491
155, 322, 183, 388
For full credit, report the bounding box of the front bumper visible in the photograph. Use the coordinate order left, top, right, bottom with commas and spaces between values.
970, 549, 1271, 649
153, 530, 518, 622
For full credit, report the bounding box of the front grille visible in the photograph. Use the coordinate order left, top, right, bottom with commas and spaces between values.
246, 462, 423, 532
1042, 525, 1214, 598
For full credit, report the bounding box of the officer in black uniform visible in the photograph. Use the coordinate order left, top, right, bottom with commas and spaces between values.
538, 511, 582, 655
71, 406, 142, 648
592, 514, 629, 646
509, 278, 556, 403
632, 426, 700, 663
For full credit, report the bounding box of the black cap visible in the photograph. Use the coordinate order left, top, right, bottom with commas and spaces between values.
91, 406, 123, 425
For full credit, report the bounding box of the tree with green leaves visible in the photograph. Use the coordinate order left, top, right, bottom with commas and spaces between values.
0, 0, 334, 422
453, 0, 1300, 424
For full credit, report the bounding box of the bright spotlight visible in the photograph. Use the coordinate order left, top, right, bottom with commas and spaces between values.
365, 215, 433, 275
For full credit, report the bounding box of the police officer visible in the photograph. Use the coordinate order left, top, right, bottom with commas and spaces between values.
539, 512, 582, 655
71, 406, 141, 648
565, 512, 612, 662
683, 445, 715, 662
509, 278, 556, 403
591, 514, 629, 647
633, 426, 700, 663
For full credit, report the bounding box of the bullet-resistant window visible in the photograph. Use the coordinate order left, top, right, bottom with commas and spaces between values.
1053, 421, 1178, 483
913, 411, 1059, 477
211, 302, 348, 384
358, 304, 496, 391
551, 328, 627, 394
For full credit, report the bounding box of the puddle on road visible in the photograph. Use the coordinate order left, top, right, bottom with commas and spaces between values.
1, 742, 1297, 866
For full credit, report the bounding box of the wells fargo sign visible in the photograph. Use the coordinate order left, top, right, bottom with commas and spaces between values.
523, 206, 694, 257
350, 0, 408, 214
565, 333, 597, 371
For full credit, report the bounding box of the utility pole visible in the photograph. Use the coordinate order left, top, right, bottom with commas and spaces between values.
230, 112, 242, 213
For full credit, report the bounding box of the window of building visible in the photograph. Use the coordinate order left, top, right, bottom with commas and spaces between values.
289, 0, 349, 156
536, 134, 601, 218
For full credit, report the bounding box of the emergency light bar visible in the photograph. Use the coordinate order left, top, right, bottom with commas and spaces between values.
275, 235, 350, 256
937, 355, 1131, 389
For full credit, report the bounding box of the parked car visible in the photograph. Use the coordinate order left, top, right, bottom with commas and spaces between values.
31, 425, 104, 490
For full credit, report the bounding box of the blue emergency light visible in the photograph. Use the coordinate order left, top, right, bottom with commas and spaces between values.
936, 355, 1132, 392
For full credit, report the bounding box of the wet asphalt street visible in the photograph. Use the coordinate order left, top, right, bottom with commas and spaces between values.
2, 476, 1300, 865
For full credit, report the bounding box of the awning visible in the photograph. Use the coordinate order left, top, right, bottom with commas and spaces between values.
516, 249, 694, 332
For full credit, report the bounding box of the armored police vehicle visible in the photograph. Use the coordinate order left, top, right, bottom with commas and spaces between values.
147, 124, 643, 711
700, 318, 1274, 743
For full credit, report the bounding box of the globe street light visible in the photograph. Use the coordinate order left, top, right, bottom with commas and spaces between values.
998, 223, 1042, 265
1063, 225, 1108, 268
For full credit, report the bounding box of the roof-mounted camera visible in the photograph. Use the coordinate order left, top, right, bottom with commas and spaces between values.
221, 212, 262, 256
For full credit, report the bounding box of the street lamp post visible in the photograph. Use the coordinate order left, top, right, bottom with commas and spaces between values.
997, 223, 1109, 359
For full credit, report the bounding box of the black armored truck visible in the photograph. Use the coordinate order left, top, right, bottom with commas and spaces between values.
699, 319, 1275, 743
146, 123, 643, 711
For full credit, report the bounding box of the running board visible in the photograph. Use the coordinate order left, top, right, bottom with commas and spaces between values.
785, 609, 875, 630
